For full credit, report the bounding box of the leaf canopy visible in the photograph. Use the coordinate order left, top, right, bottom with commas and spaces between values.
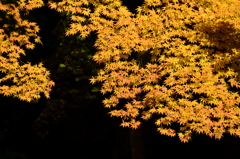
0, 0, 54, 102
49, 0, 240, 142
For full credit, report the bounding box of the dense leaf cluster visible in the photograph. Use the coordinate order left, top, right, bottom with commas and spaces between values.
0, 0, 54, 102
2, 0, 240, 142
49, 0, 240, 142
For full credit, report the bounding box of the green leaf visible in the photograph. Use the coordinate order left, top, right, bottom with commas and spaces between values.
92, 87, 100, 92
59, 63, 66, 68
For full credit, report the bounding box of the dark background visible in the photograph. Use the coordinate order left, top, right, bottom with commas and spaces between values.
0, 0, 240, 159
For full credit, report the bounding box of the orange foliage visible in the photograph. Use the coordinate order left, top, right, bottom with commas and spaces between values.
50, 0, 240, 142
0, 0, 54, 102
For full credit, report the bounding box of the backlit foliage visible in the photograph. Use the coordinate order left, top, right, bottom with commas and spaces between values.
0, 0, 54, 102
49, 0, 240, 142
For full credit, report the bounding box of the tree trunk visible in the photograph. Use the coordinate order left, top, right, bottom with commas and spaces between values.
129, 126, 146, 159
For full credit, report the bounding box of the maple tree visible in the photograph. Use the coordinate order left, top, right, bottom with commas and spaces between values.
0, 0, 55, 102
49, 0, 240, 142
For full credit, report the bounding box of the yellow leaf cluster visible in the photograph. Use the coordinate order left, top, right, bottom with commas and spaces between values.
0, 1, 54, 102
50, 0, 240, 142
